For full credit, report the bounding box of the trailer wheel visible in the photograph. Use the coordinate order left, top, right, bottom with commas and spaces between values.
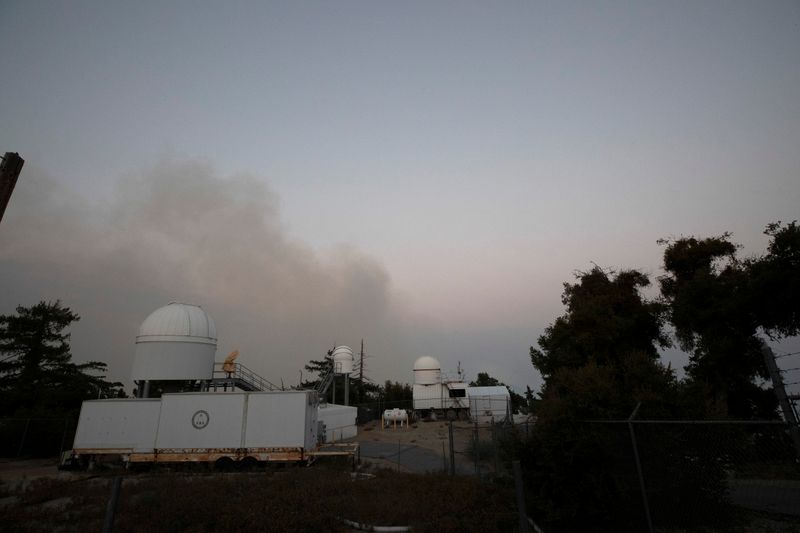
214, 457, 235, 471
240, 457, 259, 471
458, 410, 469, 421
446, 409, 457, 421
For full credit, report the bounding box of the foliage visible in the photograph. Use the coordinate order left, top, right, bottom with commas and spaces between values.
0, 301, 124, 416
520, 221, 800, 529
658, 231, 783, 419
381, 380, 412, 407
530, 266, 670, 380
749, 220, 800, 338
521, 266, 723, 531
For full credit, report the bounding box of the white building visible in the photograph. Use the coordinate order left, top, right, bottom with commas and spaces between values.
131, 302, 217, 397
317, 403, 357, 442
412, 356, 469, 418
467, 386, 511, 424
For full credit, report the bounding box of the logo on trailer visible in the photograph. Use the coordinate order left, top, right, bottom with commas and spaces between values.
191, 410, 210, 429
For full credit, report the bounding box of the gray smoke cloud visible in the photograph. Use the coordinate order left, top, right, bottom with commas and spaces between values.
0, 157, 421, 390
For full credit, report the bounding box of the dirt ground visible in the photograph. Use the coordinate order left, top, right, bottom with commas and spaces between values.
356, 417, 490, 453
353, 417, 499, 474
0, 458, 73, 486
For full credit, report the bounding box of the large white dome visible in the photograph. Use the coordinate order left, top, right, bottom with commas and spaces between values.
131, 303, 217, 381
137, 302, 216, 344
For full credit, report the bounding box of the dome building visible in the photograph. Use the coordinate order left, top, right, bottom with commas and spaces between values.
131, 303, 217, 396
412, 356, 470, 419
413, 356, 441, 385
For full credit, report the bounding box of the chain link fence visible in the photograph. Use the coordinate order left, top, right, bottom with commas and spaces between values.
506, 418, 800, 531
349, 396, 800, 530
624, 420, 800, 529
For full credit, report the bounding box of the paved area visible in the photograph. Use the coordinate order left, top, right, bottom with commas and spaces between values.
729, 479, 800, 516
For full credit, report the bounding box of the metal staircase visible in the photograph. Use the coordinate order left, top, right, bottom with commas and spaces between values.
211, 362, 281, 392
315, 365, 335, 405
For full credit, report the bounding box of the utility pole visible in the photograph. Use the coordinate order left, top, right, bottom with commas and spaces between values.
359, 339, 364, 386
763, 345, 800, 458
0, 152, 24, 224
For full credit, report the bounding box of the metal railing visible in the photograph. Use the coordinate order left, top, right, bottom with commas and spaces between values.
212, 362, 281, 392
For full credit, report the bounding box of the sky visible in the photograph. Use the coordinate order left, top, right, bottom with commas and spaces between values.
1, 1, 799, 394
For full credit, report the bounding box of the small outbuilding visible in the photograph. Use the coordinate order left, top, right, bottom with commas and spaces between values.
467, 386, 511, 424
317, 404, 357, 442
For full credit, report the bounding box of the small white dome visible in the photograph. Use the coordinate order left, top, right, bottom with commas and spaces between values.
137, 302, 216, 345
332, 345, 354, 375
413, 356, 441, 371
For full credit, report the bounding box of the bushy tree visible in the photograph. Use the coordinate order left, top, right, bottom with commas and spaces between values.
531, 266, 670, 383
749, 221, 800, 338
659, 233, 778, 419
381, 380, 412, 407
522, 268, 689, 531
0, 301, 124, 416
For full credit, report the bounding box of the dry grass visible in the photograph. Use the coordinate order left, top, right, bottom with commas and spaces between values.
1, 466, 518, 533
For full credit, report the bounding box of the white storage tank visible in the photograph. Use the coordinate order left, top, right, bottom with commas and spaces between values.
332, 345, 354, 374
131, 302, 217, 381
383, 408, 408, 426
413, 356, 441, 385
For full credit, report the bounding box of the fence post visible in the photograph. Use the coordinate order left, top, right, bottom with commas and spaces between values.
442, 440, 447, 473
448, 421, 455, 476
102, 476, 123, 533
492, 419, 499, 474
512, 460, 529, 533
474, 420, 479, 477
628, 403, 653, 533
59, 418, 69, 456
17, 418, 30, 457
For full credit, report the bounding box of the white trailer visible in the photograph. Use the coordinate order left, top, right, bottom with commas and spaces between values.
73, 399, 161, 454
67, 390, 319, 466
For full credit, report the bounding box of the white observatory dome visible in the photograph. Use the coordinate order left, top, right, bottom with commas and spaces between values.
413, 356, 441, 385
131, 302, 218, 381
332, 345, 354, 375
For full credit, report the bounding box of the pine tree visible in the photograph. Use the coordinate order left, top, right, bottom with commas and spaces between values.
0, 301, 124, 415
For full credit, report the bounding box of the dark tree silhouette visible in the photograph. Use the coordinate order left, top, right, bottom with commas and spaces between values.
0, 301, 124, 415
